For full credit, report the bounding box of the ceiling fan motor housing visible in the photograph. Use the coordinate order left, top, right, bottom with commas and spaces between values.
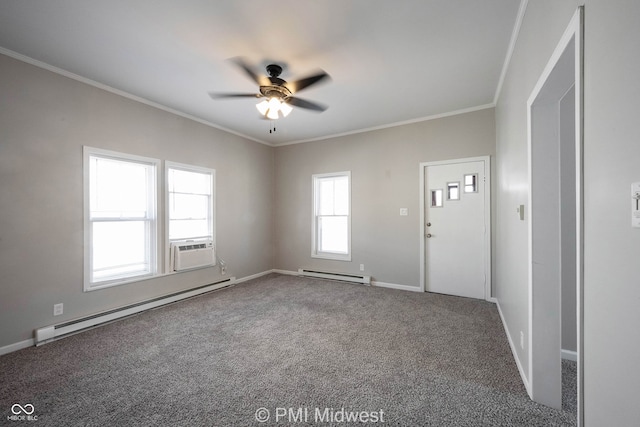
266, 64, 283, 78
261, 65, 290, 99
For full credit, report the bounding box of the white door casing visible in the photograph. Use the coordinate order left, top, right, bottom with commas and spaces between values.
527, 8, 583, 418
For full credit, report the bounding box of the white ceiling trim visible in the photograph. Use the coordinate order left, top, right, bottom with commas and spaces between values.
493, 0, 529, 105
275, 103, 496, 147
3, 44, 499, 148
0, 47, 269, 146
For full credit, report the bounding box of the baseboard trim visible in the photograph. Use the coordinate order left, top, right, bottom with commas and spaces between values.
372, 280, 422, 292
272, 269, 298, 276
0, 338, 34, 356
234, 270, 274, 284
496, 300, 531, 395
273, 270, 422, 293
562, 349, 577, 361
36, 277, 237, 347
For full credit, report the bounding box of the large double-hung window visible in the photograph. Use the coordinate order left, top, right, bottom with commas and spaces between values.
312, 171, 351, 260
84, 148, 159, 290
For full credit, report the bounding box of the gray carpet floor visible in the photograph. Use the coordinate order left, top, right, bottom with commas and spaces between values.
0, 273, 576, 426
562, 360, 577, 415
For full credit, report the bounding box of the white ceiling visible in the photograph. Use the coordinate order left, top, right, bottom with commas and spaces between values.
0, 0, 522, 146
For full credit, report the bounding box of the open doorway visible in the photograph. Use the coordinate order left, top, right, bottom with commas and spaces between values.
527, 7, 583, 424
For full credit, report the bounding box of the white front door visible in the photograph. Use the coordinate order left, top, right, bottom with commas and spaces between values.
423, 158, 488, 299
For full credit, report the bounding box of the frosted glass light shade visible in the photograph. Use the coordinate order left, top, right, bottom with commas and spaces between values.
280, 101, 293, 117
256, 100, 269, 115
266, 108, 279, 120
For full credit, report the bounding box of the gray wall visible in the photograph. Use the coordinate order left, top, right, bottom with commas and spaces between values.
496, 0, 640, 423
494, 0, 579, 387
0, 54, 274, 348
583, 0, 640, 424
274, 108, 496, 288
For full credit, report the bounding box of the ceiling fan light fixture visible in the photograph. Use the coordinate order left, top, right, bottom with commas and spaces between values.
266, 106, 280, 120
268, 97, 281, 110
257, 97, 289, 120
256, 99, 269, 115
213, 60, 330, 120
280, 101, 293, 117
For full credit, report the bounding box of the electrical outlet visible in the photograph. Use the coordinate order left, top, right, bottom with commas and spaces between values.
520, 331, 524, 349
54, 303, 63, 316
359, 264, 365, 272
399, 208, 408, 216
221, 265, 227, 275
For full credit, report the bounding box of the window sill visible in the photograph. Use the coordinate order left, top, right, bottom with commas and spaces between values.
84, 265, 218, 292
311, 253, 352, 262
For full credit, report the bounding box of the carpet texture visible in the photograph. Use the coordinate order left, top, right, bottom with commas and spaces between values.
562, 360, 577, 415
0, 274, 576, 426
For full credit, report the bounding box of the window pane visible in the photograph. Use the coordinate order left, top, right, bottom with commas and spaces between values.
169, 219, 210, 240
92, 221, 149, 281
447, 182, 460, 200
167, 167, 213, 242
333, 176, 349, 215
464, 173, 478, 193
431, 189, 443, 207
318, 216, 348, 254
169, 169, 211, 195
318, 179, 335, 215
90, 157, 149, 218
169, 193, 209, 220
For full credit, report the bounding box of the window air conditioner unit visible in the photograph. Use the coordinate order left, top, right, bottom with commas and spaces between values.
170, 240, 216, 272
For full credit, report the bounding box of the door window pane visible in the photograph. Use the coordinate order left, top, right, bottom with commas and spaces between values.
464, 173, 478, 193
431, 189, 443, 207
447, 182, 460, 200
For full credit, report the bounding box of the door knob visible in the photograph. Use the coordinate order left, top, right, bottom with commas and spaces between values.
426, 233, 432, 238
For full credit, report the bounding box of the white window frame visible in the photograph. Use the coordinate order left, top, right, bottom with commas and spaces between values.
165, 161, 216, 270
312, 171, 351, 261
83, 147, 160, 291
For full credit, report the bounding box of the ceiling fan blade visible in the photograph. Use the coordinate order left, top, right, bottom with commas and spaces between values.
285, 96, 327, 112
284, 70, 330, 94
209, 92, 261, 99
230, 57, 270, 87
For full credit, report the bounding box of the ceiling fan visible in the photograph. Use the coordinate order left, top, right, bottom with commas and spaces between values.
209, 58, 330, 120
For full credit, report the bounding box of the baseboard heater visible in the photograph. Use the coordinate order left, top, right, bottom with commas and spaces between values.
34, 276, 236, 346
297, 268, 371, 285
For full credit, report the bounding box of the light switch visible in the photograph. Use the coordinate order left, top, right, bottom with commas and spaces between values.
517, 205, 525, 221
632, 182, 640, 228
400, 208, 408, 216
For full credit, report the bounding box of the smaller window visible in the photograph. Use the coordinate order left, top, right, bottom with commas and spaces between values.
166, 163, 215, 243
430, 189, 443, 207
447, 182, 460, 201
312, 172, 351, 260
464, 174, 478, 193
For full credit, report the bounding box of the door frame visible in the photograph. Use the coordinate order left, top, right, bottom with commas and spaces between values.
419, 156, 492, 300
527, 7, 583, 422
